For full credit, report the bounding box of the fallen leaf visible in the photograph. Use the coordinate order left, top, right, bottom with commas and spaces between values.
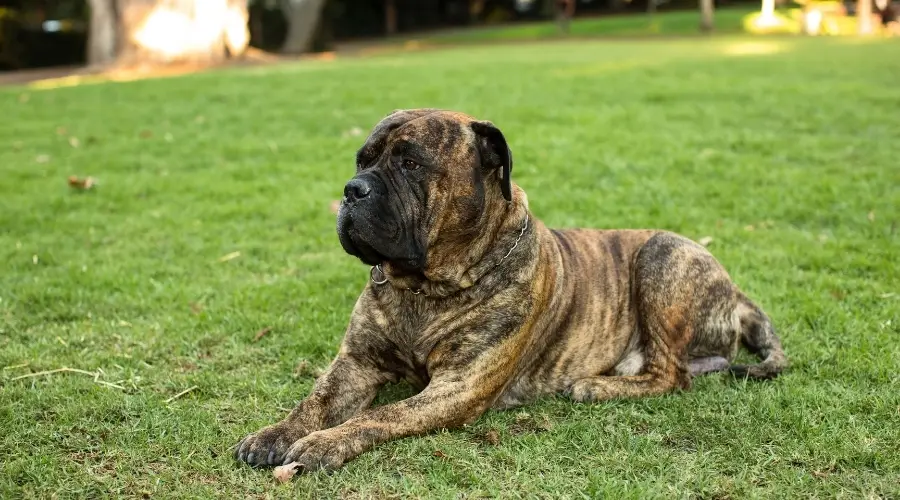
67, 176, 96, 190
273, 462, 301, 483
218, 251, 241, 262
293, 360, 311, 378
867, 211, 875, 222
139, 130, 153, 139
698, 236, 714, 247
32, 255, 38, 264
36, 154, 50, 163
743, 225, 755, 231
432, 450, 446, 459
538, 416, 554, 431
830, 289, 845, 300
484, 429, 500, 445
697, 148, 716, 160
342, 126, 363, 138
330, 200, 341, 215
69, 137, 80, 148
189, 302, 204, 315
253, 327, 272, 342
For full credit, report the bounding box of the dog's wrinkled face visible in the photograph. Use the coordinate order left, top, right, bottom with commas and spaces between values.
336, 109, 514, 276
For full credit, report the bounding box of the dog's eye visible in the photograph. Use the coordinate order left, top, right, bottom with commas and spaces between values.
402, 159, 421, 171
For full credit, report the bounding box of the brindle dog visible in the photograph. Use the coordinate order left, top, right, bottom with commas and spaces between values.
234, 108, 788, 472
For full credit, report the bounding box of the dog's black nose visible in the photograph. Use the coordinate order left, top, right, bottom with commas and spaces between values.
344, 178, 372, 201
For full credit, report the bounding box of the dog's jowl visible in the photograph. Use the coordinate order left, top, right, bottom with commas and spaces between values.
234, 109, 788, 472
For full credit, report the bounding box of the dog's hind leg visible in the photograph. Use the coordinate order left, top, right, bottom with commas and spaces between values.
728, 292, 788, 379
569, 231, 752, 403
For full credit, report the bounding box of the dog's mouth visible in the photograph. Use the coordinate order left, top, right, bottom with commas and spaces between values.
337, 217, 384, 266
337, 208, 425, 274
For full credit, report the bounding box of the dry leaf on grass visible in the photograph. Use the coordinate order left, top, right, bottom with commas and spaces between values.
253, 327, 272, 342
698, 236, 714, 247
432, 450, 446, 459
293, 360, 317, 378
274, 462, 301, 483
218, 251, 241, 262
484, 429, 501, 445
67, 175, 96, 190
342, 126, 363, 138
868, 211, 875, 222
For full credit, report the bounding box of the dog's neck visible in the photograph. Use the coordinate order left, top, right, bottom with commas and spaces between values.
374, 194, 532, 298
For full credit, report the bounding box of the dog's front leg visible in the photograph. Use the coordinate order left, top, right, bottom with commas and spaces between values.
235, 352, 389, 466
277, 372, 501, 471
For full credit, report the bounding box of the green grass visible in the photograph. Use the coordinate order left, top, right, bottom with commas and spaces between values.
396, 7, 755, 45
2, 36, 899, 498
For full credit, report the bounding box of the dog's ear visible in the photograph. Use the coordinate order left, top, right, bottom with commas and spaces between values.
471, 120, 514, 203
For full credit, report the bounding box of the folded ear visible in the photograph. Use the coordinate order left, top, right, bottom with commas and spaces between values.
471, 120, 514, 203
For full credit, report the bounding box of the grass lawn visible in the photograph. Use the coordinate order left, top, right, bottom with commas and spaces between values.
391, 7, 756, 46
2, 36, 899, 498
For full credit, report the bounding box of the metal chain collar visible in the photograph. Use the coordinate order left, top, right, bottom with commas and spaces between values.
370, 212, 530, 296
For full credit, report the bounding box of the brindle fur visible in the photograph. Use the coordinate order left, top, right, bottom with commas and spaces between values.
234, 109, 788, 472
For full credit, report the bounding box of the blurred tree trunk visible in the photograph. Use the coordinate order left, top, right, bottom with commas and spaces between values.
279, 0, 328, 53
648, 0, 658, 15
857, 0, 874, 33
699, 0, 715, 31
87, 0, 117, 66
87, 0, 249, 67
555, 0, 575, 33
385, 0, 398, 35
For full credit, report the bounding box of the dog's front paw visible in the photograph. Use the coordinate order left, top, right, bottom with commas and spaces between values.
281, 429, 357, 472
235, 421, 310, 467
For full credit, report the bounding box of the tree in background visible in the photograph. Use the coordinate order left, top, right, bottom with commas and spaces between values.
278, 0, 329, 53
699, 0, 715, 31
555, 0, 575, 33
857, 0, 874, 33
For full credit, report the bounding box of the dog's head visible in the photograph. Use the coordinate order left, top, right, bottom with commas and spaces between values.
336, 109, 516, 280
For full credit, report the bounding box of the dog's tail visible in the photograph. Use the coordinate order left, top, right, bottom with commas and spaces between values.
729, 292, 788, 380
